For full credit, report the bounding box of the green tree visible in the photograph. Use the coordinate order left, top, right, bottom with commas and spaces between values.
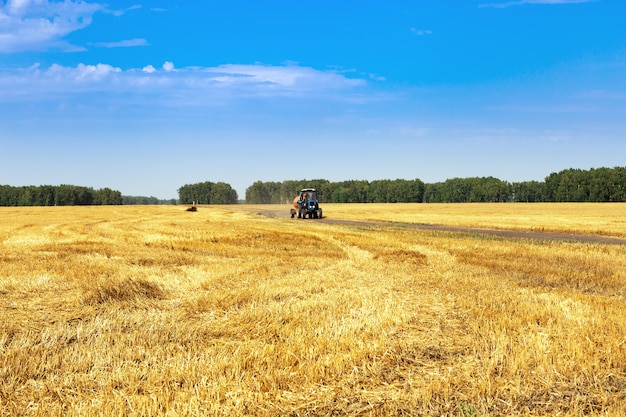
245, 181, 280, 204
178, 181, 237, 204
511, 181, 545, 202
95, 188, 123, 205
209, 182, 238, 204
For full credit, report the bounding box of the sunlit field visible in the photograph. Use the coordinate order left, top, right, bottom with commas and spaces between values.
1, 204, 625, 416
316, 203, 626, 238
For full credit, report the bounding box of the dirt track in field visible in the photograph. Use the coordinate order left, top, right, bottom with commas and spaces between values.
256, 206, 626, 246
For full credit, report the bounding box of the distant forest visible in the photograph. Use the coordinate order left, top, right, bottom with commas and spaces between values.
245, 166, 626, 204
0, 184, 180, 206
2, 166, 625, 206
122, 196, 177, 205
178, 181, 239, 205
0, 185, 123, 206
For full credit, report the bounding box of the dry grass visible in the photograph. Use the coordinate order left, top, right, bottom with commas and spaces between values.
1, 204, 625, 416
321, 202, 626, 238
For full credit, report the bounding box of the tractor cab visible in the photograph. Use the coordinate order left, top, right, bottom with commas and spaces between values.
291, 188, 323, 219
299, 188, 318, 202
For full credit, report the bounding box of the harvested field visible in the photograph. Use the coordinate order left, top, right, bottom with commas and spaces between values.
1, 204, 625, 416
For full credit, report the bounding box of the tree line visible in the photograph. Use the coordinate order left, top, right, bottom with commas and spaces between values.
245, 166, 626, 203
3, 166, 624, 207
0, 185, 123, 206
245, 179, 426, 204
178, 181, 239, 205
122, 196, 178, 205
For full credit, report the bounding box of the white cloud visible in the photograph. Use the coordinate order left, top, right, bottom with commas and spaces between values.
5, 0, 29, 16
0, 62, 369, 103
74, 63, 121, 80
480, 0, 595, 8
206, 64, 365, 91
577, 90, 626, 100
94, 38, 148, 48
108, 4, 141, 17
410, 28, 432, 36
0, 0, 103, 52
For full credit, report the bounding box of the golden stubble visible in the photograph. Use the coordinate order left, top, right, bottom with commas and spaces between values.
0, 204, 625, 416
324, 202, 626, 238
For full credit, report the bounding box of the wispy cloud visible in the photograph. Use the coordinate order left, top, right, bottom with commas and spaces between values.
576, 89, 626, 100
107, 4, 141, 17
410, 28, 432, 36
0, 0, 103, 52
0, 62, 369, 105
480, 0, 595, 8
205, 64, 365, 90
0, 0, 142, 53
93, 38, 148, 48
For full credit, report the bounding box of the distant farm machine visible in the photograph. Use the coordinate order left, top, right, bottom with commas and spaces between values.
291, 188, 323, 219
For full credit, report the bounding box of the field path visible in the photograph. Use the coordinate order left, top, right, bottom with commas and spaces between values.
255, 206, 626, 246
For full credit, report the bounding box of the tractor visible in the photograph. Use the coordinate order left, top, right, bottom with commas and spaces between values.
290, 188, 323, 219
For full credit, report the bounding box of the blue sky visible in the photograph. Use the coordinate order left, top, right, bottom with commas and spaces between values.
1, 0, 625, 199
